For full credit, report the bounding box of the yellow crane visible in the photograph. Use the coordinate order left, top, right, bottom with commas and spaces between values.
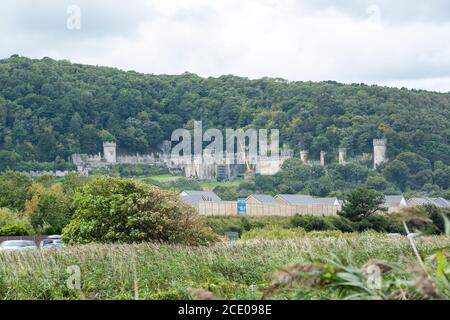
237, 137, 253, 177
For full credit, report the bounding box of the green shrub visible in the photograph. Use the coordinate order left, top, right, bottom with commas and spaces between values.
306, 230, 357, 238
0, 223, 31, 236
62, 177, 219, 245
350, 215, 403, 233
206, 216, 247, 235
365, 215, 404, 233
419, 204, 450, 234
29, 187, 72, 235
0, 207, 28, 227
325, 216, 354, 232
206, 216, 291, 236
0, 171, 33, 211
241, 226, 306, 240
289, 214, 336, 231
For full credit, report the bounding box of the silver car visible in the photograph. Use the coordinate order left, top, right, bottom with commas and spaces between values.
40, 238, 64, 249
0, 240, 38, 251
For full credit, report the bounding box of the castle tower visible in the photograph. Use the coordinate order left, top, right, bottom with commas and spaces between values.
103, 141, 117, 164
373, 139, 387, 169
300, 150, 309, 164
320, 151, 326, 166
338, 148, 346, 165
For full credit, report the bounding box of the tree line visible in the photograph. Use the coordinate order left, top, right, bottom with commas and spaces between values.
0, 55, 449, 193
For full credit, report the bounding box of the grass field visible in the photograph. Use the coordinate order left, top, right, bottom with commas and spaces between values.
199, 180, 241, 191
138, 174, 243, 192
139, 174, 183, 183
1, 234, 449, 300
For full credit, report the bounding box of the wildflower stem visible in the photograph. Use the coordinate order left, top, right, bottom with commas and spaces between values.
402, 222, 428, 275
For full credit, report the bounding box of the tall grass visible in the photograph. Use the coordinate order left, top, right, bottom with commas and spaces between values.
0, 235, 449, 299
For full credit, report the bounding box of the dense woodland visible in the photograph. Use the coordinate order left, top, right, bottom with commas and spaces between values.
0, 55, 449, 194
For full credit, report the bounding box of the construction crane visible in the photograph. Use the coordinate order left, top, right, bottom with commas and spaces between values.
237, 137, 253, 178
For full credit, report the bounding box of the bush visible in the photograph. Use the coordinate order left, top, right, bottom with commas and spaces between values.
0, 207, 33, 234
241, 226, 306, 240
306, 230, 357, 238
206, 216, 248, 235
91, 164, 170, 177
419, 204, 450, 234
0, 207, 27, 226
352, 219, 376, 232
28, 184, 72, 234
61, 177, 219, 245
0, 223, 31, 236
325, 216, 354, 232
289, 214, 336, 231
0, 171, 33, 211
365, 215, 404, 233
206, 216, 291, 236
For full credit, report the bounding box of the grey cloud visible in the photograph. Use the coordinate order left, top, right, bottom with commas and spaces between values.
1, 0, 450, 92
4, 0, 152, 38
298, 0, 450, 24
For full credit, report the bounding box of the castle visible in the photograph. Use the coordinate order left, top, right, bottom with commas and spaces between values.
72, 141, 294, 180
71, 139, 388, 180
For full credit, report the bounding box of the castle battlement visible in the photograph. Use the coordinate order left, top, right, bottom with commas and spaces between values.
373, 139, 387, 147
71, 138, 389, 179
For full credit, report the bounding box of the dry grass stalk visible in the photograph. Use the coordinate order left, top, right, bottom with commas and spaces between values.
361, 259, 392, 274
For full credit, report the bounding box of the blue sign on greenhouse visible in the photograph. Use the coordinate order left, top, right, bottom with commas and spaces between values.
237, 198, 247, 215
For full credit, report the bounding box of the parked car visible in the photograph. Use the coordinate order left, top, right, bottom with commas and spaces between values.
47, 235, 62, 240
39, 238, 64, 249
0, 240, 38, 251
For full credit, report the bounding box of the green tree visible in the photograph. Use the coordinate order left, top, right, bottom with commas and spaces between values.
0, 207, 29, 227
28, 183, 72, 234
383, 160, 409, 191
62, 177, 218, 245
396, 152, 431, 174
339, 187, 387, 222
0, 150, 18, 171
365, 175, 391, 191
0, 171, 32, 211
434, 167, 450, 189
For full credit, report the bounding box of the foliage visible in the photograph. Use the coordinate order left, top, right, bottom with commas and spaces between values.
339, 187, 387, 221
0, 207, 29, 227
0, 56, 449, 194
241, 226, 307, 240
0, 223, 31, 236
142, 177, 204, 193
206, 216, 290, 236
91, 164, 169, 178
417, 204, 450, 234
0, 171, 32, 211
325, 215, 355, 232
263, 252, 450, 300
241, 227, 358, 240
0, 236, 448, 299
289, 215, 336, 231
352, 215, 404, 233
212, 186, 241, 201
61, 177, 218, 245
27, 183, 72, 234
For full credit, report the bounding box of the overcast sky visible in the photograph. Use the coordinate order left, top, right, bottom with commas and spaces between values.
2, 0, 450, 92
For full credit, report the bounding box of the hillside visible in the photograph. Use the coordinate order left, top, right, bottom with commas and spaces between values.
0, 55, 449, 171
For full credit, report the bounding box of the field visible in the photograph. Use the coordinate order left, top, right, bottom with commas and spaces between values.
1, 234, 449, 300
199, 180, 241, 191
138, 174, 183, 183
